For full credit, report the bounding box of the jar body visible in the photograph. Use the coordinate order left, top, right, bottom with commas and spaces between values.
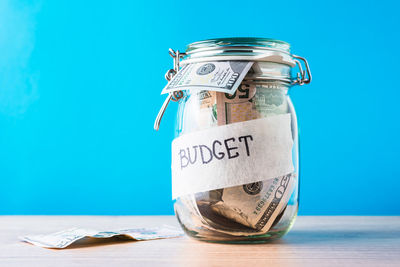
173, 68, 299, 242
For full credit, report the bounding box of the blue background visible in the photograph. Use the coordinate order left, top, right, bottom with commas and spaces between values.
1, 0, 399, 215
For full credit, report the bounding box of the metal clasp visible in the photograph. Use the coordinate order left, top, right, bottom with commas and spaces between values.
154, 49, 186, 131
154, 51, 311, 130
291, 55, 312, 86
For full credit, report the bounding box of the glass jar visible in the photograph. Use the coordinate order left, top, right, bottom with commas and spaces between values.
155, 37, 311, 243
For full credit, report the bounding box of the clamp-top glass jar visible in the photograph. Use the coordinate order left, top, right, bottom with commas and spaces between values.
155, 37, 311, 243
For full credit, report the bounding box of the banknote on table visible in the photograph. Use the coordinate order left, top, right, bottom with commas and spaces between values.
20, 226, 183, 248
161, 61, 253, 95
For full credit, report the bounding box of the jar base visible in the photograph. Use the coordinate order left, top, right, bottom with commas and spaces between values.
179, 213, 297, 244
188, 230, 288, 244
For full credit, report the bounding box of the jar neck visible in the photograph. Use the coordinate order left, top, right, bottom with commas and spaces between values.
244, 61, 292, 84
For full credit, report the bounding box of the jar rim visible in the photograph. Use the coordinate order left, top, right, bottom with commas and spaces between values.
182, 37, 294, 66
186, 37, 291, 54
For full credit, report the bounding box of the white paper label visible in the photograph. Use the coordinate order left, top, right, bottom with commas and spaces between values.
171, 114, 294, 199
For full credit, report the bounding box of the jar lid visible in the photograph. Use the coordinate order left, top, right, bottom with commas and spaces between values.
154, 38, 311, 130
182, 37, 295, 67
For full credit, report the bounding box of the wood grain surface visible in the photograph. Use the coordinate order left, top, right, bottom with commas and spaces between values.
0, 216, 399, 266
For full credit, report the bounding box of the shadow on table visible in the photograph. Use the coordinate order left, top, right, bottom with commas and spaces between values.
279, 229, 399, 245
182, 229, 400, 247
59, 236, 136, 249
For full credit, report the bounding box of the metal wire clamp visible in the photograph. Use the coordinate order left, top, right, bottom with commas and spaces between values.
154, 49, 312, 131
291, 55, 312, 85
154, 49, 186, 131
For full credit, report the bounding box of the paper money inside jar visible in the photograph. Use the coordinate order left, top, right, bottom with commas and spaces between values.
154, 37, 312, 243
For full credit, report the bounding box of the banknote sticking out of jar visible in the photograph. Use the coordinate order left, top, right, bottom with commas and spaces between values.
154, 37, 312, 243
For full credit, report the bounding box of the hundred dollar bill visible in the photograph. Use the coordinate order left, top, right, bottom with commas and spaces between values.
162, 61, 253, 95
20, 226, 183, 248
192, 186, 292, 237
210, 174, 296, 232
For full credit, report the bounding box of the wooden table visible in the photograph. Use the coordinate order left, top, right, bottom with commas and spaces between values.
0, 216, 399, 266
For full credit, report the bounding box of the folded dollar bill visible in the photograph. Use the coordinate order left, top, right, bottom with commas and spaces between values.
162, 61, 253, 95
20, 226, 183, 248
209, 174, 296, 232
